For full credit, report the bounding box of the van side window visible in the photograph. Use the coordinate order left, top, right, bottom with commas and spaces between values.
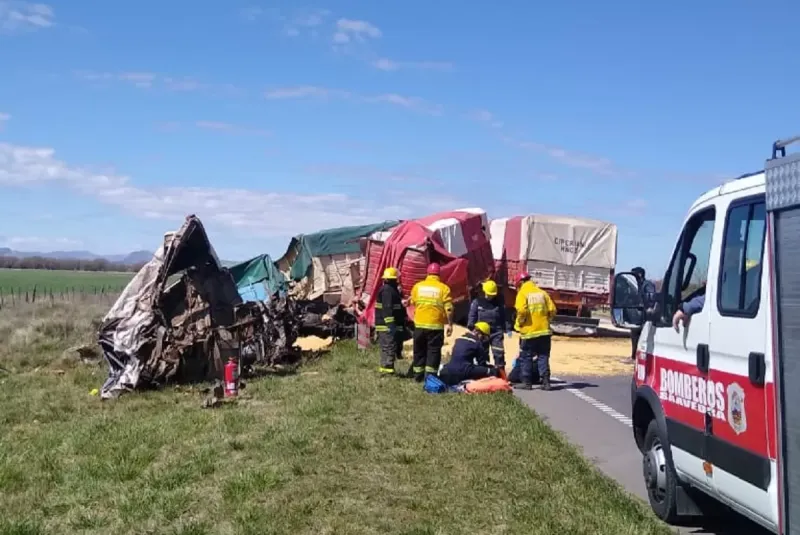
661, 208, 716, 322
718, 198, 766, 317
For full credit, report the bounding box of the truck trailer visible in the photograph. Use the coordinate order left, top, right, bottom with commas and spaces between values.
358, 208, 495, 327
490, 214, 618, 335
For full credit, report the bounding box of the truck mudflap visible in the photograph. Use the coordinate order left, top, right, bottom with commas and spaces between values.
766, 136, 800, 535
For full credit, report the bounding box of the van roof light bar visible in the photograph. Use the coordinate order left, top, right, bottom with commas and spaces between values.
771, 135, 800, 160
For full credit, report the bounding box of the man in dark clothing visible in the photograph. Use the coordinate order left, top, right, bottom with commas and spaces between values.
630, 266, 658, 360
467, 279, 509, 369
438, 322, 501, 386
375, 267, 407, 376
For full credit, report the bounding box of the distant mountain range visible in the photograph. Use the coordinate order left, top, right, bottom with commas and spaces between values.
0, 248, 240, 267
0, 247, 154, 266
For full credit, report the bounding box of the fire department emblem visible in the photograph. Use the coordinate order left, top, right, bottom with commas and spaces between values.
727, 383, 747, 435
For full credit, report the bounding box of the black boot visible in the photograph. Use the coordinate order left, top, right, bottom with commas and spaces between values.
541, 372, 551, 391
514, 383, 533, 390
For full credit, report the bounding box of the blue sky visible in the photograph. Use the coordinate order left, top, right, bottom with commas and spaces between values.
1, 0, 798, 275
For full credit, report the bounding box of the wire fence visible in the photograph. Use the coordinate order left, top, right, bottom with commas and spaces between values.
0, 286, 123, 310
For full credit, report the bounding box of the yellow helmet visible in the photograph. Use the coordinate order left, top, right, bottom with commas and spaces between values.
474, 321, 491, 336
482, 280, 498, 297
382, 267, 399, 280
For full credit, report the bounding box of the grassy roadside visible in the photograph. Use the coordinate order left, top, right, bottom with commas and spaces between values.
0, 303, 670, 535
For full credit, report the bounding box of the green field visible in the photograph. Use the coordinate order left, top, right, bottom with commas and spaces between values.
0, 269, 133, 293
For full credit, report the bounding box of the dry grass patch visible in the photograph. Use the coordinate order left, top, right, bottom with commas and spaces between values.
403, 325, 634, 377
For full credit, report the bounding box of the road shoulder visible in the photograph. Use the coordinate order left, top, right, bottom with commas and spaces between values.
514, 384, 648, 501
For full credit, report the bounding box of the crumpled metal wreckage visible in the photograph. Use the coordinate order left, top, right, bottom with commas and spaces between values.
97, 215, 355, 400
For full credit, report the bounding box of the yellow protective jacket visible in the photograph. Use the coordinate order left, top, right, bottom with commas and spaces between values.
410, 275, 453, 330
514, 280, 557, 339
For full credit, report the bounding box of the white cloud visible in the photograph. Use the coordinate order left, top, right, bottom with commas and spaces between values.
238, 9, 452, 74
194, 121, 271, 137
264, 86, 443, 115
0, 112, 9, 129
286, 8, 329, 36
366, 94, 443, 116
468, 109, 503, 129
0, 235, 82, 249
0, 1, 54, 34
263, 85, 349, 100
332, 18, 381, 44
74, 71, 243, 96
243, 7, 330, 38
512, 139, 623, 176
154, 121, 272, 137
0, 141, 455, 239
372, 58, 454, 72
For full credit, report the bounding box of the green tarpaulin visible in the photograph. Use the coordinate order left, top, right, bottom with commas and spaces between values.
284, 220, 399, 281
228, 254, 287, 300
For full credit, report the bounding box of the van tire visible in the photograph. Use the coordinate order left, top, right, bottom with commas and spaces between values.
642, 419, 679, 523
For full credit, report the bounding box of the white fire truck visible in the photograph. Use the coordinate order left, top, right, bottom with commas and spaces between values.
611, 136, 800, 533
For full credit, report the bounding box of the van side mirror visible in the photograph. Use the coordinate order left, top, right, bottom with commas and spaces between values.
611, 272, 645, 329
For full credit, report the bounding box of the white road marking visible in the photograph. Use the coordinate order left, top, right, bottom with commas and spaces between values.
553, 377, 633, 428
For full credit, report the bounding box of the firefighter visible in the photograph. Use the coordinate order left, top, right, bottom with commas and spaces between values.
375, 266, 407, 376
514, 271, 557, 391
407, 263, 454, 381
438, 321, 501, 386
467, 279, 508, 370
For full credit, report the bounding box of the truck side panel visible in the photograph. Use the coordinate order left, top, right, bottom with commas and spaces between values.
496, 258, 611, 314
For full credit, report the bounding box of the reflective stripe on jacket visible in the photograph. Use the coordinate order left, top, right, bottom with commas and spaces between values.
410, 275, 453, 330
375, 282, 405, 332
467, 297, 506, 333
448, 332, 488, 369
514, 281, 556, 339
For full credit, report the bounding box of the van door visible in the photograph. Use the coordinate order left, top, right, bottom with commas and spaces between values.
708, 194, 775, 527
648, 203, 718, 489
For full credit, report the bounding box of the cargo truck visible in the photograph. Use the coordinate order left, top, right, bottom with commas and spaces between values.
490, 214, 618, 335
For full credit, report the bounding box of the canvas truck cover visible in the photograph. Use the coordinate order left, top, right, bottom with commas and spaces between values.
278, 220, 400, 281
490, 214, 617, 269
229, 254, 288, 302
277, 220, 399, 302
360, 208, 493, 325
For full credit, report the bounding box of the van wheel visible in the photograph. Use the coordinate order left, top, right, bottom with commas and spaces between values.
642, 419, 679, 523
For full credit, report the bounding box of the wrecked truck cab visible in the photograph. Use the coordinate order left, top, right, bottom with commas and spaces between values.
97, 215, 302, 400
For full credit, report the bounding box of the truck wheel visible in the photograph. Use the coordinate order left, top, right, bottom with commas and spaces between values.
642, 419, 679, 523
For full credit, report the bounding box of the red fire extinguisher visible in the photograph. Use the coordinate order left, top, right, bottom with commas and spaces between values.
224, 357, 239, 398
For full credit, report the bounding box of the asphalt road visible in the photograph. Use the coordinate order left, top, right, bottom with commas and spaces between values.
515, 374, 772, 535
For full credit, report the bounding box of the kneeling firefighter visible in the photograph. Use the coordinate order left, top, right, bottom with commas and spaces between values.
467, 279, 509, 370
438, 322, 501, 386
375, 267, 407, 376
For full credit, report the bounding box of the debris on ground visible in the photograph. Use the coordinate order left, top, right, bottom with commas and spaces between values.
61, 344, 102, 365
97, 215, 355, 400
